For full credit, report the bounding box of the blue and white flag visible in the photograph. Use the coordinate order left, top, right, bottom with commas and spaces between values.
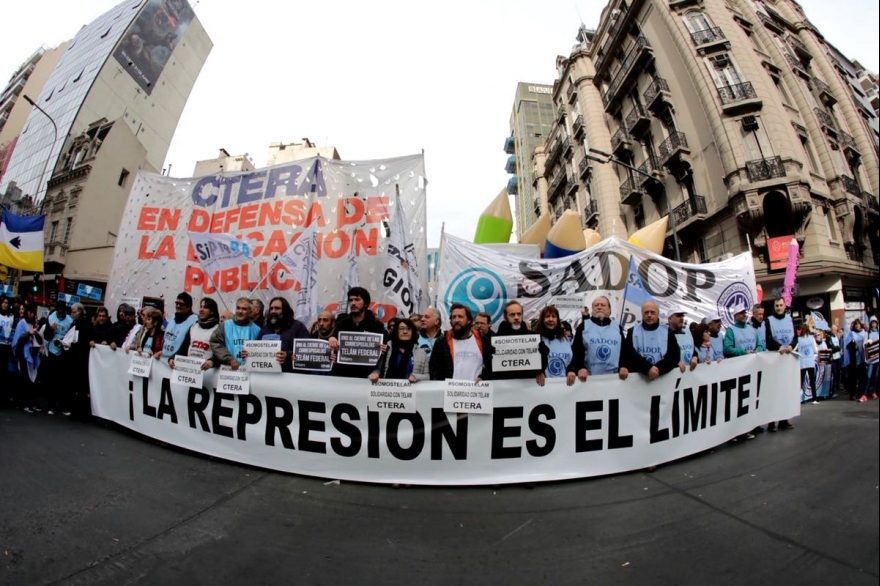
619, 255, 654, 331
188, 232, 255, 275
384, 190, 424, 315
0, 210, 45, 272
810, 311, 829, 331
279, 224, 318, 324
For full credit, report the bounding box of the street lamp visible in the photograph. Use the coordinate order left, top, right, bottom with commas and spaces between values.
22, 94, 59, 214
587, 147, 680, 262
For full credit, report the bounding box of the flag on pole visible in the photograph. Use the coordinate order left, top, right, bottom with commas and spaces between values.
0, 210, 45, 272
279, 224, 319, 324
336, 249, 360, 314
188, 232, 255, 275
384, 188, 423, 315
619, 255, 653, 331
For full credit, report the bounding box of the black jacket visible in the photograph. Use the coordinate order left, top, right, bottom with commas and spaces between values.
332, 309, 387, 378
258, 319, 312, 372
619, 322, 681, 377
488, 322, 548, 380
429, 330, 493, 381
567, 316, 622, 374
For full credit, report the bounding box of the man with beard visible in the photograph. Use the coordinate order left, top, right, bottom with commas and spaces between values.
429, 303, 492, 381
110, 304, 138, 351
417, 307, 443, 360
330, 287, 387, 378
490, 300, 546, 381
161, 293, 198, 363
91, 307, 115, 346
249, 297, 310, 373
569, 296, 624, 382
311, 311, 336, 341
619, 300, 680, 381
668, 307, 697, 373
210, 298, 260, 371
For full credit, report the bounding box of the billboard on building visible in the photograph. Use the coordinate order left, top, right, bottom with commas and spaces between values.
114, 0, 194, 95
767, 235, 794, 271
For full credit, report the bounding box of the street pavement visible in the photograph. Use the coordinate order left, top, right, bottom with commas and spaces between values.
1, 397, 877, 586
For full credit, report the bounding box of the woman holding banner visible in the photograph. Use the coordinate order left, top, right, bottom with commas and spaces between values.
126, 307, 165, 359
170, 298, 220, 371
534, 306, 574, 387
369, 318, 429, 383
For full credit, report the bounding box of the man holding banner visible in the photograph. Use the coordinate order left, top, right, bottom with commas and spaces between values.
210, 298, 260, 371
619, 301, 680, 381
569, 296, 624, 382
668, 307, 697, 373
487, 301, 547, 383
429, 303, 492, 382
330, 287, 387, 378
251, 297, 311, 373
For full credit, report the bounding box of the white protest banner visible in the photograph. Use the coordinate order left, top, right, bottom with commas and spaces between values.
106, 155, 427, 321
172, 355, 204, 388
491, 334, 541, 372
127, 353, 153, 378
384, 189, 424, 315
552, 295, 587, 312
368, 380, 416, 413
292, 338, 333, 372
217, 366, 250, 395
444, 380, 494, 414
437, 233, 756, 331
337, 331, 383, 366
244, 340, 282, 373
120, 297, 141, 312
278, 224, 318, 326
89, 347, 800, 486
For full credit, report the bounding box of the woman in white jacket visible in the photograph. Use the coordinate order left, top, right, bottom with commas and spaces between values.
797, 323, 818, 402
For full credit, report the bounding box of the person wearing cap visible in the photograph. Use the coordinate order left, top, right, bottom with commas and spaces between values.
705, 312, 725, 362
723, 304, 762, 357
329, 286, 387, 378
110, 304, 139, 351
569, 295, 624, 382
765, 297, 797, 354
161, 292, 198, 362
619, 300, 680, 381
668, 307, 697, 373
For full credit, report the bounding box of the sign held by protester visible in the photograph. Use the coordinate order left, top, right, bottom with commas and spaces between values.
217, 366, 250, 394
368, 380, 416, 413
867, 339, 879, 362
491, 335, 541, 372
337, 331, 383, 366
244, 340, 282, 373
292, 339, 333, 371
444, 380, 494, 414
172, 356, 204, 388
128, 353, 153, 378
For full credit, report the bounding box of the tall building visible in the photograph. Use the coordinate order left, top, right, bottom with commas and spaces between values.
823, 50, 880, 153
534, 0, 879, 325
1, 0, 212, 306
504, 83, 556, 237
267, 139, 341, 166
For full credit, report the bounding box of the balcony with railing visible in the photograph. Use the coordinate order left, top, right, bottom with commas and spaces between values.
566, 82, 577, 104
865, 192, 879, 214
619, 177, 644, 206
44, 241, 68, 265
745, 156, 785, 183
812, 76, 836, 106
671, 195, 707, 227
657, 131, 690, 164
557, 104, 566, 122
784, 53, 808, 77
572, 115, 584, 139
814, 107, 837, 136
601, 36, 653, 110
690, 27, 727, 50
561, 138, 572, 158
584, 199, 599, 223
578, 155, 592, 179
624, 105, 651, 136
548, 170, 567, 201
839, 175, 861, 196
636, 154, 660, 187
611, 127, 632, 156
717, 81, 761, 113
643, 77, 671, 112
544, 140, 562, 171
756, 11, 783, 33
504, 136, 515, 155
786, 34, 811, 60
839, 131, 860, 157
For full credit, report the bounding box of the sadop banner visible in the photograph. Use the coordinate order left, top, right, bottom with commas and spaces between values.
90, 346, 799, 486
437, 234, 756, 330
106, 155, 427, 320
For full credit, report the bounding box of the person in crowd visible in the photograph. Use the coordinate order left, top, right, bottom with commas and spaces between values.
828, 323, 843, 398
863, 317, 878, 401
386, 316, 402, 338
248, 297, 310, 373
418, 307, 443, 359
534, 305, 574, 386
569, 295, 623, 382
0, 295, 14, 406
330, 287, 387, 378
814, 329, 832, 401
91, 307, 115, 346
750, 304, 767, 353
619, 300, 681, 381
126, 306, 164, 358
797, 323, 818, 403
705, 312, 725, 362
669, 307, 697, 372
13, 303, 42, 412
66, 303, 94, 419
693, 324, 713, 364
844, 319, 867, 401
489, 300, 546, 382
408, 313, 422, 325
561, 321, 573, 341
429, 303, 492, 381
311, 311, 336, 341
41, 300, 74, 415
723, 304, 761, 357
473, 312, 492, 337
765, 297, 797, 354
110, 304, 138, 351
250, 298, 266, 329
170, 297, 220, 371
161, 293, 198, 362
210, 298, 260, 371
219, 310, 233, 324
370, 318, 429, 383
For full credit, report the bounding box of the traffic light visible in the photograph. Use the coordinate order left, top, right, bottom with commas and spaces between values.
32, 274, 41, 292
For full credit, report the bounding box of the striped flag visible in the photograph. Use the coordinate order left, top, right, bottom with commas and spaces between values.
0, 210, 45, 272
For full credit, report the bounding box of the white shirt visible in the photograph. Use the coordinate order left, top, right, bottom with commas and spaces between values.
452, 334, 483, 381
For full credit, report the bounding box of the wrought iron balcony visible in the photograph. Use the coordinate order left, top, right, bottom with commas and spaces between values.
671, 195, 707, 226
717, 81, 760, 111
619, 177, 643, 205
812, 76, 836, 106
584, 199, 599, 222
691, 27, 726, 48
548, 170, 567, 200
578, 155, 592, 179
566, 82, 577, 104
865, 192, 879, 213
840, 131, 860, 156
545, 140, 562, 170
840, 175, 861, 196
572, 115, 584, 138
611, 127, 632, 155
814, 107, 837, 135
602, 36, 652, 110
658, 131, 690, 164
557, 104, 566, 122
785, 53, 808, 76
756, 11, 783, 33
625, 105, 651, 136
643, 77, 671, 112
636, 154, 660, 186
745, 156, 785, 183
561, 137, 572, 157
786, 34, 810, 59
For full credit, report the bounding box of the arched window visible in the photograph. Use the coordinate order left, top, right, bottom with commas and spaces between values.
763, 191, 793, 237
684, 10, 713, 34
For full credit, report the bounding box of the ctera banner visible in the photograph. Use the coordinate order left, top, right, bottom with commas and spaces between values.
106, 155, 427, 321
89, 346, 799, 486
437, 233, 756, 330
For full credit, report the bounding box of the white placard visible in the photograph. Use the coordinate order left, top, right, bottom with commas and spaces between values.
491, 334, 541, 372
127, 353, 153, 378
217, 366, 250, 394
244, 340, 282, 373
368, 380, 416, 413
443, 380, 494, 414
120, 296, 142, 312
552, 295, 587, 311
172, 355, 205, 388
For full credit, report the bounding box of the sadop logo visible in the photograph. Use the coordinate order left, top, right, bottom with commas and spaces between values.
717, 282, 754, 328
547, 357, 567, 377
444, 268, 508, 323
595, 345, 612, 361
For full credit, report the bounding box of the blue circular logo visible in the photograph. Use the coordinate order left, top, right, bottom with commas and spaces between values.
547, 357, 566, 377
595, 345, 611, 361
717, 282, 754, 328
444, 268, 508, 323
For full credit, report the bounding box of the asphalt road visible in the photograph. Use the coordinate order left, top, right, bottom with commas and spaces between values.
1, 397, 877, 586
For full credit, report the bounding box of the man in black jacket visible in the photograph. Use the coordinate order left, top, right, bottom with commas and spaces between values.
330, 287, 387, 378
489, 300, 547, 382
429, 303, 492, 381
247, 297, 311, 372
110, 304, 138, 350
619, 300, 681, 381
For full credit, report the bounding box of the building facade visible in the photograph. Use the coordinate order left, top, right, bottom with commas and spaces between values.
530, 0, 879, 325
266, 139, 341, 167
504, 83, 556, 236
193, 148, 256, 176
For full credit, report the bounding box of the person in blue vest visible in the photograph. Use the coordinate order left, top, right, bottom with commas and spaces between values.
668, 307, 697, 373
209, 298, 260, 371
827, 324, 843, 398
797, 322, 819, 402
704, 312, 726, 362
161, 293, 198, 363
417, 307, 443, 361
41, 300, 74, 415
723, 304, 762, 357
765, 297, 798, 354
619, 300, 681, 381
843, 319, 867, 400
865, 317, 879, 400
569, 295, 624, 382
534, 305, 574, 386
749, 304, 767, 353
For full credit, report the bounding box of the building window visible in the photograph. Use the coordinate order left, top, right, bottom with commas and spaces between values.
741, 116, 774, 160
118, 168, 130, 187
824, 207, 839, 242
49, 221, 59, 243
683, 10, 714, 35
799, 135, 820, 175
63, 218, 72, 245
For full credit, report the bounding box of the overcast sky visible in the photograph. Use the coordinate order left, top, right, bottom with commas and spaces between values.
2, 0, 878, 247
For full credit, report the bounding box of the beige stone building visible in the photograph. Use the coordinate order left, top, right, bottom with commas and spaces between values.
266, 139, 341, 167
193, 148, 256, 176
531, 0, 879, 324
